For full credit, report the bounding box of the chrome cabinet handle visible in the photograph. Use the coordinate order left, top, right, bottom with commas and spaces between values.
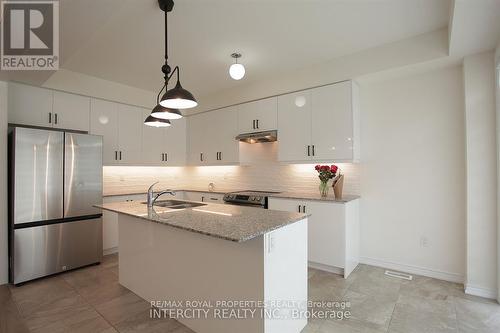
219, 152, 222, 160
200, 153, 204, 162
252, 120, 255, 129
312, 145, 315, 156
161, 153, 164, 161
165, 153, 167, 162
256, 119, 259, 129
303, 205, 306, 213
54, 113, 58, 125
119, 151, 122, 160
298, 205, 301, 212
49, 112, 52, 124
115, 151, 118, 161
307, 145, 310, 156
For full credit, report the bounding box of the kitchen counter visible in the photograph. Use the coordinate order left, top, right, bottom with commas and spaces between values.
102, 188, 244, 197
95, 200, 307, 242
103, 188, 360, 203
270, 192, 360, 203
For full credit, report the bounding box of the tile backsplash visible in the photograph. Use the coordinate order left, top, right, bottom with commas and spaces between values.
103, 142, 360, 196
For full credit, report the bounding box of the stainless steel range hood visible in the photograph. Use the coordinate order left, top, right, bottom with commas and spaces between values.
235, 130, 277, 144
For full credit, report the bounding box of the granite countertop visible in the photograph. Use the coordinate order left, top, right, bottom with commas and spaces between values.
95, 201, 308, 243
103, 188, 360, 203
102, 188, 243, 197
269, 192, 360, 203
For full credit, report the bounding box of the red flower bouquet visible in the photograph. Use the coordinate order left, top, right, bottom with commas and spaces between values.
315, 165, 339, 197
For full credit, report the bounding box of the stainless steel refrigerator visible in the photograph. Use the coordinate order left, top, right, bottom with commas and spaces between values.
9, 127, 103, 284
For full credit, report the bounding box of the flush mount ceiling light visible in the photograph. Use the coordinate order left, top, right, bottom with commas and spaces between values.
229, 53, 245, 80
145, 0, 197, 127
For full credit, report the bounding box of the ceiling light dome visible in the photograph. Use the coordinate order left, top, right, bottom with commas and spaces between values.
229, 53, 245, 80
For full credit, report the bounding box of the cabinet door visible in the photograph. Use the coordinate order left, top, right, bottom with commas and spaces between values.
141, 109, 165, 165
90, 99, 119, 165
53, 91, 90, 132
305, 201, 345, 268
117, 104, 143, 165
164, 117, 187, 165
183, 192, 205, 202
8, 83, 53, 127
311, 81, 353, 161
238, 97, 277, 133
277, 91, 312, 162
268, 197, 304, 213
212, 107, 239, 164
187, 113, 210, 165
269, 198, 346, 269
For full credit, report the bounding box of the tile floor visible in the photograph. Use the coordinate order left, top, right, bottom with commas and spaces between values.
1, 254, 499, 333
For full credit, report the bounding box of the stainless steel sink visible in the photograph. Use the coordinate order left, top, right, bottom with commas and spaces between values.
143, 199, 206, 209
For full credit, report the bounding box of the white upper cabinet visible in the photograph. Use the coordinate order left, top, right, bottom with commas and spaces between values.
8, 83, 91, 132
8, 83, 53, 127
143, 111, 187, 166
90, 100, 143, 166
238, 97, 277, 133
116, 104, 143, 165
211, 106, 239, 164
277, 81, 359, 162
187, 112, 210, 165
311, 81, 354, 160
53, 91, 90, 132
141, 109, 165, 164
164, 117, 187, 165
277, 90, 312, 161
90, 99, 119, 165
188, 107, 239, 166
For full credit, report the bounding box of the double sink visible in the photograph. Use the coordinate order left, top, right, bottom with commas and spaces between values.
144, 200, 207, 210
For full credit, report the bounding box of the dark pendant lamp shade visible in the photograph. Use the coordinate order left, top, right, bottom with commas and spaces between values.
160, 80, 198, 109
144, 114, 171, 127
150, 103, 183, 120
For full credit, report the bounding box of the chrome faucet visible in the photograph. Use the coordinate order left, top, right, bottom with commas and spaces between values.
147, 181, 176, 207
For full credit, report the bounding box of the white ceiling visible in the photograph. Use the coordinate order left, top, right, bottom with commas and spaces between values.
9, 0, 452, 98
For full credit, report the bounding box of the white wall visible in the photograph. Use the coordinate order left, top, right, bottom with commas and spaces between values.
359, 65, 466, 282
495, 43, 500, 302
0, 82, 8, 284
463, 51, 498, 298
197, 29, 448, 112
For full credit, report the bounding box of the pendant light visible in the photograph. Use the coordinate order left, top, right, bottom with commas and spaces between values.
229, 53, 245, 80
144, 0, 197, 127
144, 115, 171, 127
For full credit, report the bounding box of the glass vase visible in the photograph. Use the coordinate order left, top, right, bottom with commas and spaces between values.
319, 180, 329, 198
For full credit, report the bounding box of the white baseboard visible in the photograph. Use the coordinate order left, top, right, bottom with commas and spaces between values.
103, 247, 118, 256
308, 261, 344, 275
465, 284, 498, 300
359, 256, 464, 284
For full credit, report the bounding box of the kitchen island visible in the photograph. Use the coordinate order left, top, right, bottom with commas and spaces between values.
96, 200, 308, 333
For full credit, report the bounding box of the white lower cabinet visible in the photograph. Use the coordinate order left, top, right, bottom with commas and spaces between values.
183, 191, 224, 203
268, 197, 359, 278
102, 194, 146, 254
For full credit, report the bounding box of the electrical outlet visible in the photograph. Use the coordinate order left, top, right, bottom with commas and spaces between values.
420, 236, 429, 248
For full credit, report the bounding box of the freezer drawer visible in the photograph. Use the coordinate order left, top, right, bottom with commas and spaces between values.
12, 218, 103, 284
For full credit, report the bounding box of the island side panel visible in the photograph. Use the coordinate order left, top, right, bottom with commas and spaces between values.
264, 218, 308, 333
118, 214, 265, 333
344, 199, 360, 278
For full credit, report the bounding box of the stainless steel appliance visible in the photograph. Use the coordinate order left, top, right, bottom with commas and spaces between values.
223, 191, 281, 209
235, 130, 277, 144
8, 127, 103, 284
